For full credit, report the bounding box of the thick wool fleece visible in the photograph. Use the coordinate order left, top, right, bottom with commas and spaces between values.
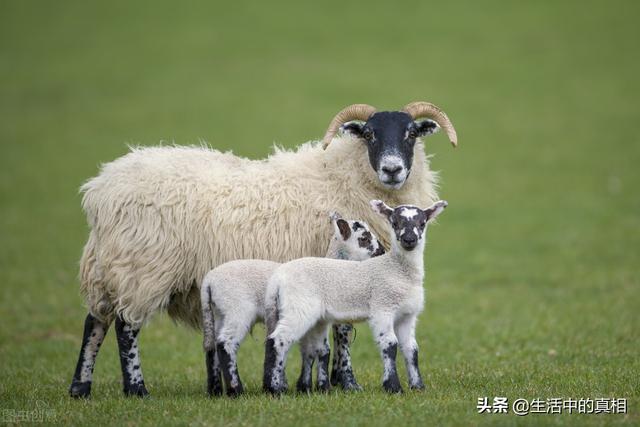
79, 136, 438, 328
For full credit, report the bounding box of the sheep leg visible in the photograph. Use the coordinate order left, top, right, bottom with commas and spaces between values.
296, 322, 331, 393
115, 316, 149, 397
205, 349, 223, 397
216, 315, 251, 397
202, 285, 223, 396
216, 341, 244, 397
330, 323, 362, 391
69, 313, 110, 398
264, 334, 294, 395
265, 320, 316, 394
314, 322, 331, 392
370, 315, 402, 393
296, 337, 316, 393
395, 314, 425, 390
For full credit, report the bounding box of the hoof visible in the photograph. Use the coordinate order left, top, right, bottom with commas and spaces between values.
296, 380, 312, 394
207, 374, 223, 397
69, 380, 92, 399
124, 383, 150, 398
383, 385, 403, 394
409, 382, 425, 391
341, 380, 363, 392
226, 383, 244, 398
316, 382, 331, 393
265, 384, 287, 396
207, 384, 223, 397
330, 371, 339, 387
383, 378, 403, 394
333, 371, 362, 391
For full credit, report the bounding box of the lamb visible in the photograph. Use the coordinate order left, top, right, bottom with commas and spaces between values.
201, 213, 385, 396
263, 199, 448, 394
69, 101, 458, 398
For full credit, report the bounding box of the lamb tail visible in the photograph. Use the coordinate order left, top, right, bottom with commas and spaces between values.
202, 285, 216, 351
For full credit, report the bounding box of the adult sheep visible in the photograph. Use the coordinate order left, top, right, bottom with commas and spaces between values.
69, 101, 458, 398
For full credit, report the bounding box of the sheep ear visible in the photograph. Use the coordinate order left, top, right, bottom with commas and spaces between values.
415, 119, 440, 137
341, 121, 364, 138
424, 200, 448, 221
335, 219, 351, 240
370, 199, 393, 219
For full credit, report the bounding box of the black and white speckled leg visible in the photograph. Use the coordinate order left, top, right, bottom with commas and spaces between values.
115, 316, 149, 397
69, 313, 110, 398
396, 315, 425, 390
206, 349, 223, 397
330, 324, 341, 385
370, 316, 402, 393
263, 336, 292, 395
263, 337, 278, 393
296, 348, 315, 393
315, 329, 331, 392
330, 323, 361, 391
380, 342, 402, 393
217, 340, 244, 397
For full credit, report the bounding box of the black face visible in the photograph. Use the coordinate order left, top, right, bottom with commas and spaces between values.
343, 112, 438, 190
371, 200, 448, 251
388, 206, 428, 251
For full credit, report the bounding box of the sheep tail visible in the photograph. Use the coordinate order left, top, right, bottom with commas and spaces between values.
264, 283, 280, 338
201, 284, 216, 352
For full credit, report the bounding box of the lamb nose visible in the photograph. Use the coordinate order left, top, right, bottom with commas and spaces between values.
382, 165, 402, 175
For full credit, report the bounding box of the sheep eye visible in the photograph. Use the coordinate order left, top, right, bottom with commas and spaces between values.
408, 129, 418, 139
363, 130, 373, 141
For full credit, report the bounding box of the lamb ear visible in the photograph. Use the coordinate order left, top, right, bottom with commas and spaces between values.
424, 200, 448, 221
370, 199, 393, 219
335, 219, 351, 240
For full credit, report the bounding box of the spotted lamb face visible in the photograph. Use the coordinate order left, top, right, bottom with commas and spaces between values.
330, 212, 385, 260
342, 112, 440, 190
370, 200, 448, 251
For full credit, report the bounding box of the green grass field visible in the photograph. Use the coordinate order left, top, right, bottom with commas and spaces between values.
1, 1, 638, 425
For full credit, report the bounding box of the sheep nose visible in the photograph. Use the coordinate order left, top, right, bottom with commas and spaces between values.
382, 165, 403, 176
401, 235, 417, 245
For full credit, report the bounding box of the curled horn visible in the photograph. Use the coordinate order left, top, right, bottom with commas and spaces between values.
402, 101, 458, 147
322, 104, 377, 149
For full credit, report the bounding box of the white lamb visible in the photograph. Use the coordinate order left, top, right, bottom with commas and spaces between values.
263, 199, 448, 394
201, 213, 384, 396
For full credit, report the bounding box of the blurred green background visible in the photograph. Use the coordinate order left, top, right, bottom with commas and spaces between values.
1, 1, 638, 425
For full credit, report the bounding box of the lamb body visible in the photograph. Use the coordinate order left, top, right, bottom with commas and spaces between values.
264, 200, 448, 394
267, 253, 425, 325
201, 215, 384, 395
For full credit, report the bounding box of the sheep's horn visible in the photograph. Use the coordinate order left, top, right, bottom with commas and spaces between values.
322, 104, 377, 149
402, 101, 458, 147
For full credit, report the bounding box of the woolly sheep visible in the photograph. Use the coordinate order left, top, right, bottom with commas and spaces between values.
69, 101, 458, 398
263, 200, 448, 394
201, 213, 384, 396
